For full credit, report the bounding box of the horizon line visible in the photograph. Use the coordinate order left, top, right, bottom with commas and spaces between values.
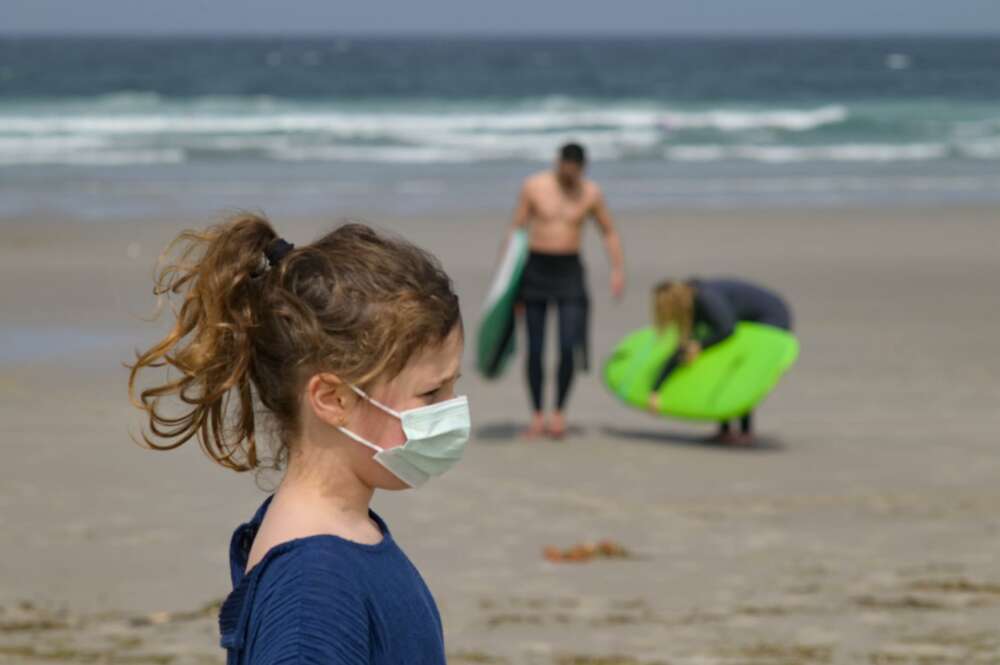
2, 29, 1000, 39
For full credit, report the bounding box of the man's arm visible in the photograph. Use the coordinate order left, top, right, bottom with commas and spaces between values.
592, 188, 625, 298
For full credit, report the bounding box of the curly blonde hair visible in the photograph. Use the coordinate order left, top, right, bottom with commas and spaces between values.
128, 213, 461, 472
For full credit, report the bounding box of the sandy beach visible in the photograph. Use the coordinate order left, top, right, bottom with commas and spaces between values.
2, 204, 1000, 664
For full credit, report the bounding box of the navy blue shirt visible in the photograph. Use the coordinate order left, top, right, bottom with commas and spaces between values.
218, 496, 445, 665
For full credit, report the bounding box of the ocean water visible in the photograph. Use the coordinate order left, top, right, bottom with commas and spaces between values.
2, 36, 1000, 218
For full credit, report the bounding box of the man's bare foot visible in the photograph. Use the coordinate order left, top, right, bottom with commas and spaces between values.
547, 412, 567, 439
707, 431, 738, 445
521, 413, 547, 440
647, 394, 661, 413
707, 431, 754, 446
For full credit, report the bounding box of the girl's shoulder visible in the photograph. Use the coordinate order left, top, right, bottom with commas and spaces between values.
245, 506, 392, 573
220, 522, 397, 657
230, 496, 395, 579
239, 513, 398, 588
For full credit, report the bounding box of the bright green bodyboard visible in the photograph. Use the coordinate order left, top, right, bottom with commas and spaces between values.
476, 229, 529, 379
603, 322, 799, 421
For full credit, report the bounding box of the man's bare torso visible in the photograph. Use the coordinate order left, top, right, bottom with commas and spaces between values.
522, 171, 600, 254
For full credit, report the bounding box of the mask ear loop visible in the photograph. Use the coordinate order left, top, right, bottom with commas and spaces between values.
337, 385, 405, 453
336, 425, 385, 453
348, 384, 402, 419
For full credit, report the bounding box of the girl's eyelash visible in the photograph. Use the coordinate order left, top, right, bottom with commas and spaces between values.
420, 376, 457, 399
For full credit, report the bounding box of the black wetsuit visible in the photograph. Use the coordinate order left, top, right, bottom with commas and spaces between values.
519, 252, 590, 412
653, 278, 792, 432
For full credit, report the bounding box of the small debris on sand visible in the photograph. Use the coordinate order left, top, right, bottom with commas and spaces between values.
543, 540, 632, 563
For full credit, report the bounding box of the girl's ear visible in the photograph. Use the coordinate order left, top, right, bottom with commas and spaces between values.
305, 373, 355, 428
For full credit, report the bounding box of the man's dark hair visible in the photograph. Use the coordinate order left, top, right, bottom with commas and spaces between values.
559, 142, 586, 165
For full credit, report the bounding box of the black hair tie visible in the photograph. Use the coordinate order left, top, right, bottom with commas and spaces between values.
264, 238, 295, 267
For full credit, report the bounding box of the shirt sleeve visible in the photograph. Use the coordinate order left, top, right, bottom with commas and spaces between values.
249, 550, 371, 665
652, 349, 683, 391
695, 287, 737, 349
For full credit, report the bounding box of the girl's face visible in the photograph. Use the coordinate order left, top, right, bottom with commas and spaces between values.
346, 325, 464, 490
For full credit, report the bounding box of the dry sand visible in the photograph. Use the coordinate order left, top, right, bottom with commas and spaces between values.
2, 205, 1000, 664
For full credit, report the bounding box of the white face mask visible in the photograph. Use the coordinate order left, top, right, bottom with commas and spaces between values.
337, 385, 471, 488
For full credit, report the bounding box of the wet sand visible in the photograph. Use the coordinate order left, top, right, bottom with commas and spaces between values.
2, 205, 1000, 664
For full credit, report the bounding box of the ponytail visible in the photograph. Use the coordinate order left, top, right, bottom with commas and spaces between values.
128, 213, 277, 471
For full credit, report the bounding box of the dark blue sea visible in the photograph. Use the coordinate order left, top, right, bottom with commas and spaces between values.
2, 36, 1000, 219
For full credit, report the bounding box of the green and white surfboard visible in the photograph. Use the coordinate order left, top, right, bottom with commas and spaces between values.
476, 229, 529, 379
603, 322, 799, 421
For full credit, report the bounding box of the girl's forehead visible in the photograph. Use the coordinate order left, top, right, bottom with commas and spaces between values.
420, 330, 464, 370
398, 327, 464, 381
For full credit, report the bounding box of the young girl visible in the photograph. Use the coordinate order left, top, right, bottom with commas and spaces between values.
649, 277, 792, 444
128, 214, 468, 665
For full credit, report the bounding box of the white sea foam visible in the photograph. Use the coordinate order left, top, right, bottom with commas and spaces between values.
268, 145, 480, 164
0, 104, 848, 137
1, 97, 998, 167
959, 136, 1000, 160
0, 148, 185, 166
0, 135, 109, 152
665, 143, 949, 163
0, 97, 863, 171
659, 105, 848, 132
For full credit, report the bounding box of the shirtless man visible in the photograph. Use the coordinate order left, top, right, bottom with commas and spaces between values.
510, 143, 626, 439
